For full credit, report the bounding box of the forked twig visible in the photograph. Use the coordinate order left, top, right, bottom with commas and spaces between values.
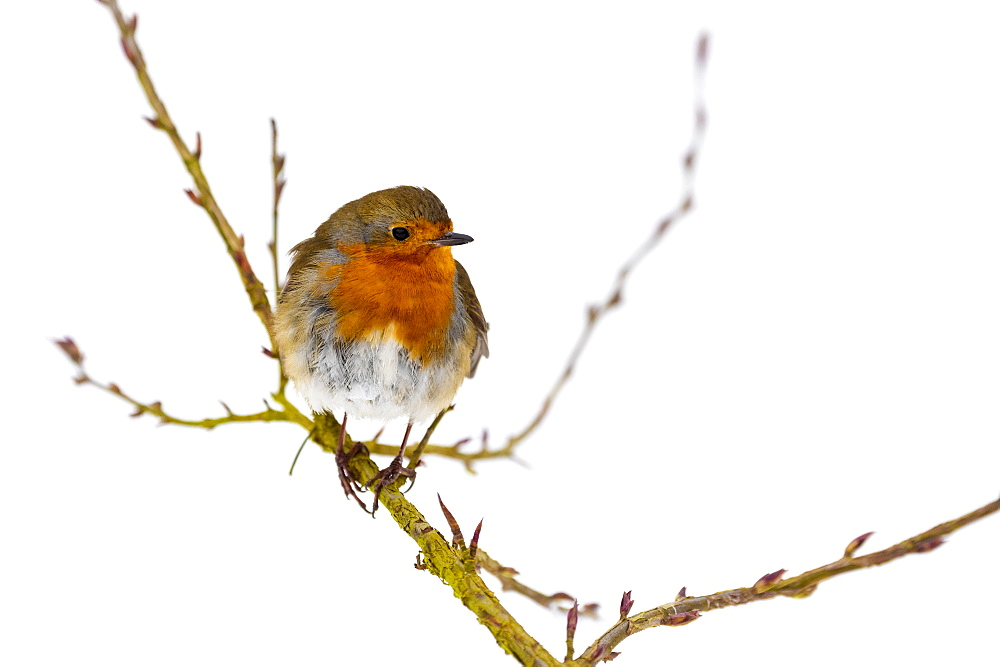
76, 10, 1000, 663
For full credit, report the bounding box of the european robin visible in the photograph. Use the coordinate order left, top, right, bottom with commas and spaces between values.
275, 186, 488, 511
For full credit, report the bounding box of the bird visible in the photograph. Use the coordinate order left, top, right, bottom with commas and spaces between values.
275, 186, 488, 511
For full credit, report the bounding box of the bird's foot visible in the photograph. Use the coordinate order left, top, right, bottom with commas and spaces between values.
336, 442, 371, 513
366, 453, 416, 513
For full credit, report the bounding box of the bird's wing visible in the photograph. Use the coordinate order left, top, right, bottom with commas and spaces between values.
455, 260, 489, 378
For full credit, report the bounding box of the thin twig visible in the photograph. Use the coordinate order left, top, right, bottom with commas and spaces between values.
269, 118, 288, 389
477, 549, 597, 617
269, 118, 285, 302
406, 406, 453, 469
55, 337, 312, 430
99, 0, 277, 352
570, 496, 1000, 664
503, 34, 711, 455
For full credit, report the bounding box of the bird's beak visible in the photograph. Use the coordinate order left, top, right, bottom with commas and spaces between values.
429, 232, 474, 247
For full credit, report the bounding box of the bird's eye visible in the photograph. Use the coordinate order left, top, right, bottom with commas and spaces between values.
391, 227, 410, 241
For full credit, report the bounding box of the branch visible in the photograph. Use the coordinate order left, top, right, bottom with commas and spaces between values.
269, 118, 288, 388
503, 33, 711, 455
310, 413, 560, 665
55, 337, 312, 430
477, 549, 598, 617
98, 0, 277, 353
101, 0, 717, 472
570, 496, 1000, 664
269, 118, 286, 304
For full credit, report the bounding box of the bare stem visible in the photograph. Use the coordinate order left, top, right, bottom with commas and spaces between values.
477, 549, 597, 617
270, 118, 285, 302
55, 337, 312, 430
269, 118, 289, 391
100, 0, 277, 352
504, 33, 712, 454
406, 405, 453, 469
570, 496, 1000, 664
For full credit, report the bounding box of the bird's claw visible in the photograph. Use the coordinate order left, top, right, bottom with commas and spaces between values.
366, 454, 416, 513
336, 442, 371, 513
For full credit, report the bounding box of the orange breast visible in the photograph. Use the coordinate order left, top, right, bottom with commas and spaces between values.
323, 244, 457, 365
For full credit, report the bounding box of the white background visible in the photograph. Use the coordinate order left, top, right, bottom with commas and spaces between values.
2, 1, 998, 665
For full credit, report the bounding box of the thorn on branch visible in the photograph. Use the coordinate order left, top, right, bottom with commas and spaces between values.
437, 494, 465, 550
194, 131, 202, 160
108, 383, 122, 395
184, 188, 203, 206
143, 116, 164, 130
414, 553, 427, 571
220, 400, 234, 416
619, 591, 633, 620
844, 531, 875, 558
675, 586, 687, 601
470, 519, 483, 560
261, 346, 275, 358
54, 337, 84, 365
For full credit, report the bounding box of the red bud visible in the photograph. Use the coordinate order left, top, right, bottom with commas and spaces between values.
753, 569, 786, 592
664, 611, 700, 627
914, 537, 945, 553
619, 590, 633, 620
54, 337, 84, 365
844, 531, 875, 558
